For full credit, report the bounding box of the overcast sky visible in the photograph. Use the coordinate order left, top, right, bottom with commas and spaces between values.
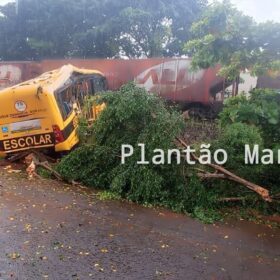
0, 0, 279, 22
229, 0, 280, 22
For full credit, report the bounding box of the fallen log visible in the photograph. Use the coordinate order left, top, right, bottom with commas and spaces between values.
176, 137, 272, 202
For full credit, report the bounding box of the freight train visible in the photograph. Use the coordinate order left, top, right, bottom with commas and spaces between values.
0, 59, 229, 117
0, 58, 246, 118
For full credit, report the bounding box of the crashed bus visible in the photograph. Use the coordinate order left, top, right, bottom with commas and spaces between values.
0, 65, 107, 156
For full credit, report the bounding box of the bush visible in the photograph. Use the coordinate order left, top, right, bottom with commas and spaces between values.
57, 145, 117, 188
261, 144, 280, 187
57, 83, 216, 217
57, 84, 280, 220
213, 122, 264, 180
220, 89, 280, 147
217, 89, 280, 213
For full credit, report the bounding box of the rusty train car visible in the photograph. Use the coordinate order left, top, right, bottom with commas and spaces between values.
0, 59, 227, 117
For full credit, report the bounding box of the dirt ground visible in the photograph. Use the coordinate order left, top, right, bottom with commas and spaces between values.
0, 166, 279, 280
184, 119, 220, 145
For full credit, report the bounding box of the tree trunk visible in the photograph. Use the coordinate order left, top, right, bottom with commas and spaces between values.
176, 137, 272, 202
231, 75, 240, 97
235, 75, 240, 96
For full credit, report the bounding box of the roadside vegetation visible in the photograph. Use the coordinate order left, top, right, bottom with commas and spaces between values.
0, 0, 279, 223
184, 1, 280, 96
217, 89, 280, 201
57, 84, 280, 223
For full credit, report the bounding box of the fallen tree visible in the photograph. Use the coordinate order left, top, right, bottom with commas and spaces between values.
55, 83, 277, 221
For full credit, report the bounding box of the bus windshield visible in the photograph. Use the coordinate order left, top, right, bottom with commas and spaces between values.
55, 74, 107, 120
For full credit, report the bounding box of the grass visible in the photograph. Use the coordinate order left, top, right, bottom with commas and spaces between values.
97, 191, 122, 201
192, 207, 223, 224
218, 207, 280, 228
37, 167, 53, 179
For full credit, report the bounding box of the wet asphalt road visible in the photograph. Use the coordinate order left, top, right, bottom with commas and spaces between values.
0, 167, 279, 280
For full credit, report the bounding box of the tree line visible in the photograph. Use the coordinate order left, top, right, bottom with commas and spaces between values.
0, 0, 207, 60
0, 0, 279, 87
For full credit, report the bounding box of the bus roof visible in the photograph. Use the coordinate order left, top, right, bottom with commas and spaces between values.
0, 64, 104, 97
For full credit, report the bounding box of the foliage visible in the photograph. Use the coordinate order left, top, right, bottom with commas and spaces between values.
216, 89, 280, 213
200, 122, 268, 212
57, 83, 218, 220
57, 84, 280, 220
219, 89, 280, 146
37, 167, 53, 179
58, 83, 185, 203
98, 191, 122, 201
180, 176, 217, 214
0, 0, 206, 60
192, 207, 222, 224
184, 0, 280, 81
56, 145, 117, 188
213, 122, 264, 180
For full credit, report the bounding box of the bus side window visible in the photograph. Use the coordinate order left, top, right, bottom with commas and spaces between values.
63, 101, 72, 115
91, 75, 107, 95
56, 87, 74, 120
90, 79, 96, 96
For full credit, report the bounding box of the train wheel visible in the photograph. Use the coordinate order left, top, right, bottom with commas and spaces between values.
188, 106, 207, 119
205, 108, 217, 119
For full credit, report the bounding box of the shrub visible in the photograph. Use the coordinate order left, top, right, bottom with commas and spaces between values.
261, 144, 280, 187
217, 89, 280, 211
213, 122, 264, 180
57, 145, 117, 188
219, 89, 280, 147
57, 84, 280, 220
57, 83, 216, 217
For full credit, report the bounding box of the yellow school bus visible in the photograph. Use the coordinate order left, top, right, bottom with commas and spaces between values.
0, 64, 107, 156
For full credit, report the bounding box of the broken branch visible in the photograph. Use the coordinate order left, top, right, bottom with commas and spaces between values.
176, 137, 272, 202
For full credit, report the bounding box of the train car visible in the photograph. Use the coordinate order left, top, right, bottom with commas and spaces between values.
0, 62, 40, 90
0, 59, 227, 117
41, 59, 226, 117
1, 59, 279, 118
